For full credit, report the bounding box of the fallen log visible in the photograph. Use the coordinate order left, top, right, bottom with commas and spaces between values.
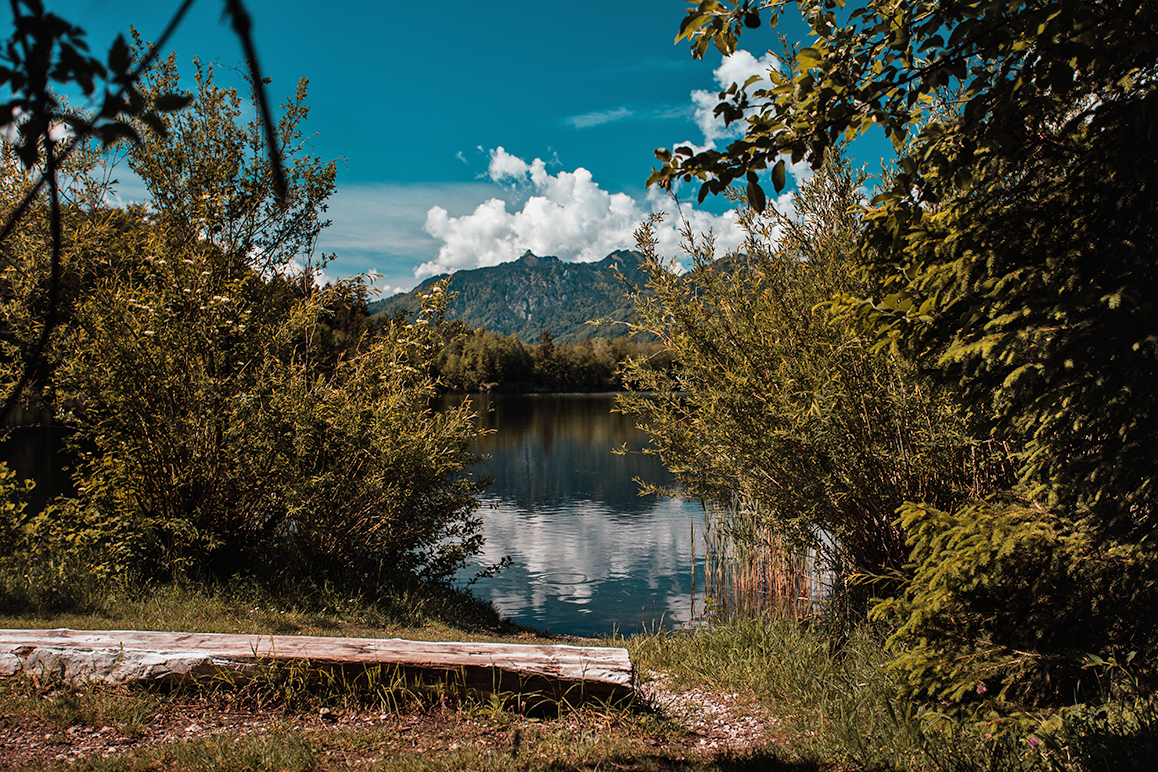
0, 628, 633, 705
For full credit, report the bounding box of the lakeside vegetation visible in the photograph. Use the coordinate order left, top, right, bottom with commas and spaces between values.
428, 323, 670, 393
0, 48, 489, 605
3, 0, 1158, 770
615, 0, 1158, 767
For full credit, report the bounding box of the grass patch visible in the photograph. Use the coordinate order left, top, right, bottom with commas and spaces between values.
625, 615, 1158, 772
0, 576, 549, 644
0, 677, 161, 736
627, 616, 928, 770
3, 669, 803, 772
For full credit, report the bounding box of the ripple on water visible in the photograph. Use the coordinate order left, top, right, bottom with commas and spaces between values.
533, 572, 590, 586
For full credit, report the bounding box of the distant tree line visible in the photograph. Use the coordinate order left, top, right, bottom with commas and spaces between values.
428, 320, 671, 393
314, 303, 673, 394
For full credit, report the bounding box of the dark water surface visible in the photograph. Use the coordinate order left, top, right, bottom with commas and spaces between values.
443, 393, 703, 637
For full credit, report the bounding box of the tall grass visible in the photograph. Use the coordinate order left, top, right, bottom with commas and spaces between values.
677, 497, 1158, 771
630, 615, 1057, 771
693, 496, 830, 623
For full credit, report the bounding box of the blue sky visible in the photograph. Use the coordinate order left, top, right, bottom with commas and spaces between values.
48, 0, 891, 295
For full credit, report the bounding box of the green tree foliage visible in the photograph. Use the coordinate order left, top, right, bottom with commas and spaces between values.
873, 498, 1158, 715
660, 0, 1158, 527
433, 323, 534, 393
620, 151, 1001, 600
862, 117, 1158, 713
1, 57, 486, 590
127, 49, 332, 276
0, 137, 133, 420
655, 0, 1156, 216
0, 0, 284, 420
659, 0, 1158, 725
430, 320, 666, 394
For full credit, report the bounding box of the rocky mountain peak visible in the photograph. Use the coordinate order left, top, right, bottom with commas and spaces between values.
368, 250, 648, 343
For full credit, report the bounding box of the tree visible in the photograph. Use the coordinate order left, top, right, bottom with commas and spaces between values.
654, 0, 1156, 214
128, 49, 333, 277
620, 150, 1002, 611
2, 56, 487, 589
658, 0, 1158, 519
533, 329, 562, 389
0, 0, 288, 422
657, 0, 1158, 722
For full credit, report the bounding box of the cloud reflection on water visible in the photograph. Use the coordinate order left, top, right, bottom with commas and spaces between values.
449, 394, 703, 637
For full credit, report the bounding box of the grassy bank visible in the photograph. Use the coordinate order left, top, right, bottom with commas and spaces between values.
0, 577, 530, 644
630, 616, 1158, 772
0, 583, 798, 771
4, 585, 1156, 770
631, 617, 1032, 772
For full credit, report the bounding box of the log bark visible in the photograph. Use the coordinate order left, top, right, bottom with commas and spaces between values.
0, 628, 633, 705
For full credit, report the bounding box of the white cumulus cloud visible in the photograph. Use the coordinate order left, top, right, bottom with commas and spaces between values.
413, 52, 807, 280
686, 50, 780, 150
418, 147, 761, 278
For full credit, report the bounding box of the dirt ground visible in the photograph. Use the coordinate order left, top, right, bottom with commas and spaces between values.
0, 668, 783, 770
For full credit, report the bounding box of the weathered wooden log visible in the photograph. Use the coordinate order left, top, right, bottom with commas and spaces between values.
0, 628, 633, 705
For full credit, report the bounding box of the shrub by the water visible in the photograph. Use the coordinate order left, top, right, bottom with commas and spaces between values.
0, 52, 488, 596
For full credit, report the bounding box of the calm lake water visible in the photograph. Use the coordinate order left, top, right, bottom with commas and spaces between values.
442, 393, 704, 637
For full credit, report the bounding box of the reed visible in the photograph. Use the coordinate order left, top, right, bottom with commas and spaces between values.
693, 495, 832, 622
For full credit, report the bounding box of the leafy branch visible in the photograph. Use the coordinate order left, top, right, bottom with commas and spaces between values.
0, 0, 287, 423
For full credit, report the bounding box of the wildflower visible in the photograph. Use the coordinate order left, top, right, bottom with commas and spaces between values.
976, 683, 987, 694
1028, 736, 1040, 749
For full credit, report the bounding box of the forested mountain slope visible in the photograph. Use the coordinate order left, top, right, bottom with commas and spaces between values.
368, 250, 647, 344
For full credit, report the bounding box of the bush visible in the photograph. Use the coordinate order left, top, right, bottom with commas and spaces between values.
875, 498, 1158, 723
1, 54, 490, 592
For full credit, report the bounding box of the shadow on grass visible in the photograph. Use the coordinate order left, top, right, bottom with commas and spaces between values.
537, 749, 823, 771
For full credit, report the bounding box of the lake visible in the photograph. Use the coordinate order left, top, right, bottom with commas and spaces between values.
442, 393, 704, 637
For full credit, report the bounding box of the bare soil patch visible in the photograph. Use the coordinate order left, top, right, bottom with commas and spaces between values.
0, 667, 785, 770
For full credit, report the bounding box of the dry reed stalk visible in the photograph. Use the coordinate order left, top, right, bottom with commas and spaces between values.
695, 497, 833, 621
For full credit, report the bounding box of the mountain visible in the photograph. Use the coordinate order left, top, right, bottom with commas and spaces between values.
367, 250, 649, 343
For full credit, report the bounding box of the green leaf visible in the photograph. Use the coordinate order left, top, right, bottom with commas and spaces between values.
676, 13, 711, 43
797, 47, 823, 70
154, 92, 193, 113
771, 158, 786, 192
746, 172, 766, 212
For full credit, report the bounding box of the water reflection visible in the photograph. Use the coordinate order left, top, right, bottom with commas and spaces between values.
444, 393, 703, 637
